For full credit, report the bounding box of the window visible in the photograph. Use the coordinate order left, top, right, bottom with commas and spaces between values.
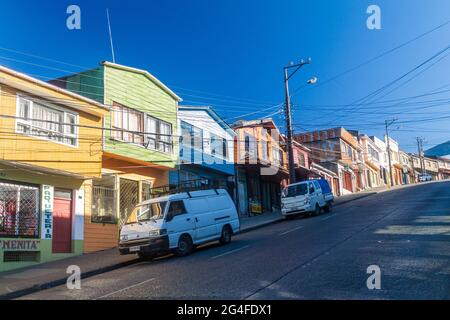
244, 134, 257, 159
0, 181, 39, 238
181, 121, 202, 150
112, 103, 172, 153
167, 200, 187, 218
92, 175, 117, 224
210, 133, 228, 159
368, 145, 379, 161
272, 148, 280, 164
261, 137, 269, 161
16, 96, 78, 146
112, 103, 144, 145
298, 152, 306, 167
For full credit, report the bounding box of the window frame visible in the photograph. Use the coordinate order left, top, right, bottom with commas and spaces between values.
111, 102, 173, 154
15, 94, 79, 148
167, 200, 187, 219
111, 103, 145, 145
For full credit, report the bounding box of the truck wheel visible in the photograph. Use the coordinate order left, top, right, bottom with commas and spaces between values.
324, 203, 332, 213
219, 225, 232, 245
175, 234, 193, 257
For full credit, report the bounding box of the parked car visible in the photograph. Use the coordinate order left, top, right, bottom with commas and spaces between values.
281, 179, 334, 218
119, 189, 239, 259
418, 174, 432, 182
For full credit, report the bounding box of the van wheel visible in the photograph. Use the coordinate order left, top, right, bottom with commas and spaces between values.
313, 204, 321, 216
219, 225, 232, 245
324, 203, 332, 213
175, 235, 193, 257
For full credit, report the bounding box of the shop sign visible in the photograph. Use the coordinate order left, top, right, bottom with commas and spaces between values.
41, 185, 54, 240
0, 239, 40, 251
250, 201, 262, 214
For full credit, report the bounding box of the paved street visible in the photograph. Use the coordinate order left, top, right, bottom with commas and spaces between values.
19, 181, 450, 300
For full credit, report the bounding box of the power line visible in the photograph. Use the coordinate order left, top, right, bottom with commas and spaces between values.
290, 18, 450, 98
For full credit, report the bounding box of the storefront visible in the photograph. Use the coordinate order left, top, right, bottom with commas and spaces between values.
0, 163, 87, 272
84, 154, 171, 253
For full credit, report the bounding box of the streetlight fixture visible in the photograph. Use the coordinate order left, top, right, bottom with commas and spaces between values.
283, 58, 316, 184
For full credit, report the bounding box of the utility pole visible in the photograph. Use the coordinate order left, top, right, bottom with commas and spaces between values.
385, 119, 397, 187
416, 136, 426, 176
283, 58, 315, 184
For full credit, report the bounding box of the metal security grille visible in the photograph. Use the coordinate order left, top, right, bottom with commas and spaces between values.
92, 186, 116, 224
0, 182, 39, 238
119, 178, 138, 226
3, 251, 40, 262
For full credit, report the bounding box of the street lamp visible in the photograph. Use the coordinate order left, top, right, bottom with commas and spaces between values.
283, 59, 316, 184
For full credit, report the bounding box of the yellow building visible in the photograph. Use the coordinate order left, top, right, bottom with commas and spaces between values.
0, 65, 109, 272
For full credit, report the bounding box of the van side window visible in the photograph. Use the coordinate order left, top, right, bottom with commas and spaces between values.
309, 183, 315, 193
168, 200, 187, 218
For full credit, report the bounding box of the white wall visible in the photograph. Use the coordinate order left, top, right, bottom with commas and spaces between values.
178, 109, 234, 162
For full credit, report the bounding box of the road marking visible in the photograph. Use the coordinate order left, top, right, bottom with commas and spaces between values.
96, 278, 155, 299
279, 226, 304, 236
210, 245, 250, 260
321, 214, 336, 221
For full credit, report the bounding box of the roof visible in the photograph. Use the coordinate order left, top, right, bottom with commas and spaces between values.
101, 61, 182, 102
0, 64, 110, 115
232, 118, 285, 140
178, 105, 235, 135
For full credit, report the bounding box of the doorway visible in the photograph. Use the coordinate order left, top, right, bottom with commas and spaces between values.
52, 189, 73, 253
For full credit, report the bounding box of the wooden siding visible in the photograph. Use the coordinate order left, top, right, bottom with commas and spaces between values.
0, 77, 106, 178
103, 65, 178, 168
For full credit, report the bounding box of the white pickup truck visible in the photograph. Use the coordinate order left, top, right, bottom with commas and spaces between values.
281, 179, 334, 218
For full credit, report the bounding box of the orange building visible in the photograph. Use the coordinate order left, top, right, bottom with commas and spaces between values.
232, 119, 288, 216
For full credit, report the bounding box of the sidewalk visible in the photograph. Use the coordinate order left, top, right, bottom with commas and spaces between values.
0, 183, 406, 300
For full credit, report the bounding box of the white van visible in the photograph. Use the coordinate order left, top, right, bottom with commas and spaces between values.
281, 179, 333, 218
119, 189, 239, 259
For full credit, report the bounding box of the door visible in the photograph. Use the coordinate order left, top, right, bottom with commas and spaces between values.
343, 171, 352, 191
312, 181, 325, 207
52, 189, 73, 253
190, 198, 218, 241
166, 200, 196, 247
237, 181, 247, 215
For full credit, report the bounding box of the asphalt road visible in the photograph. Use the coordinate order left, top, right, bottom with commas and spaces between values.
20, 181, 450, 300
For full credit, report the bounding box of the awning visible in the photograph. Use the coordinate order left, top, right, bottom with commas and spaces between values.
0, 159, 90, 180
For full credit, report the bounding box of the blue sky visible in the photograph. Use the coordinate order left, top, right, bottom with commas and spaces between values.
0, 0, 449, 152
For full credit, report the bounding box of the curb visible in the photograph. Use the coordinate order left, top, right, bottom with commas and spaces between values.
238, 218, 285, 235
0, 258, 140, 300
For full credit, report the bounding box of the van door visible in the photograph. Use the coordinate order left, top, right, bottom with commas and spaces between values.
187, 197, 218, 242
312, 181, 325, 207
166, 200, 196, 248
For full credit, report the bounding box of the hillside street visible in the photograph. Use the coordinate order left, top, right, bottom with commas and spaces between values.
17, 181, 450, 300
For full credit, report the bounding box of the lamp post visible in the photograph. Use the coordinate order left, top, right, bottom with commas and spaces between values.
283, 59, 316, 184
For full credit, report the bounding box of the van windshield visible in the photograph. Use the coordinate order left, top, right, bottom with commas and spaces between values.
126, 201, 167, 224
283, 184, 308, 198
